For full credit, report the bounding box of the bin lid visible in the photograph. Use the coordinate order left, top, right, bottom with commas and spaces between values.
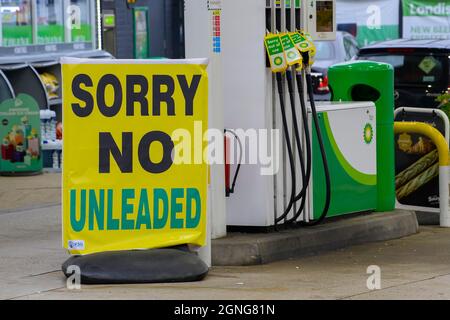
329, 60, 393, 72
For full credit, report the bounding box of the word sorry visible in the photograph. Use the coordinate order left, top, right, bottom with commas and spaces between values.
71, 73, 202, 117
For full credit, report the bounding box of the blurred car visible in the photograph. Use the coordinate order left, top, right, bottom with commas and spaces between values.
311, 31, 360, 100
357, 39, 450, 109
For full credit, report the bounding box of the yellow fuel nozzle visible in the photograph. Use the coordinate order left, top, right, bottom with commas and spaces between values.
280, 32, 303, 68
293, 30, 316, 67
264, 32, 288, 73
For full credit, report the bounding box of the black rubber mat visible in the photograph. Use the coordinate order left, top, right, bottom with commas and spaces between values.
62, 248, 209, 284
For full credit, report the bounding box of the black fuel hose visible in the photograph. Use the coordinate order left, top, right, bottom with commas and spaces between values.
298, 71, 331, 226
285, 71, 308, 202
287, 71, 313, 224
274, 72, 297, 224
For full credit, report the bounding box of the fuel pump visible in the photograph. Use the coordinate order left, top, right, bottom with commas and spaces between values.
264, 29, 331, 226
183, 0, 347, 229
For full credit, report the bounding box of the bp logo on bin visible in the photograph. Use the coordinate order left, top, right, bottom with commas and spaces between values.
364, 123, 374, 144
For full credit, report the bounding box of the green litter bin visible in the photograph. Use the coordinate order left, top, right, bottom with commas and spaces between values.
328, 61, 395, 212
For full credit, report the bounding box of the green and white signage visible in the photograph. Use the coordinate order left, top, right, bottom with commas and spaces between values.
133, 7, 149, 59
0, 95, 42, 174
312, 103, 377, 219
264, 34, 287, 73
402, 0, 450, 40
290, 32, 312, 52
280, 33, 302, 66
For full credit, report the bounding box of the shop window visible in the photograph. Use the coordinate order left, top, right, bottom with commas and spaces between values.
1, 0, 33, 46
70, 0, 92, 42
0, 0, 97, 48
36, 0, 64, 44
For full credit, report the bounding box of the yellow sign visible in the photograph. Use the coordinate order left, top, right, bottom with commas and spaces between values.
62, 58, 209, 255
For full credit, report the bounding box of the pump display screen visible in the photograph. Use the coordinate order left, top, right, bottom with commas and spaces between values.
316, 1, 333, 32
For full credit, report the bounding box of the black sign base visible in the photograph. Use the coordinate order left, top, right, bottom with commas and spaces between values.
62, 247, 209, 284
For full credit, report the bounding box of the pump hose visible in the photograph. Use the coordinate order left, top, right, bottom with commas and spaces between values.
284, 71, 310, 225
275, 72, 297, 224
298, 72, 331, 226
286, 71, 313, 224
285, 71, 308, 202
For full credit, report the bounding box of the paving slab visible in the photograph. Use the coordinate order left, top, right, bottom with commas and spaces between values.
0, 173, 61, 213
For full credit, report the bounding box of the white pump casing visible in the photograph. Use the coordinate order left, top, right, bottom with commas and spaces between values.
184, 0, 338, 228
306, 0, 337, 41
185, 0, 308, 228
184, 1, 227, 236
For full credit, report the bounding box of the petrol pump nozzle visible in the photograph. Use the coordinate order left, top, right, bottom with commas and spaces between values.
264, 32, 288, 74
264, 30, 330, 226
300, 52, 311, 70
264, 32, 298, 224
290, 31, 331, 226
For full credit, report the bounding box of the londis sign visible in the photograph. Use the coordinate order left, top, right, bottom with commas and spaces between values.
61, 58, 209, 255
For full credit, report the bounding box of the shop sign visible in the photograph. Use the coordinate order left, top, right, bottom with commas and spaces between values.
402, 0, 450, 40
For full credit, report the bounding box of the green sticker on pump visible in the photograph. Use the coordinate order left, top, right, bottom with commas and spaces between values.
264, 34, 287, 73
280, 33, 302, 66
